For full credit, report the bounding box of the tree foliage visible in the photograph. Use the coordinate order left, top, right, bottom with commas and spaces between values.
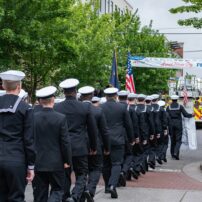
0, 0, 175, 99
170, 0, 202, 29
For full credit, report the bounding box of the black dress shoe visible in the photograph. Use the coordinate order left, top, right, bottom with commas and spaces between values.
148, 162, 155, 169
129, 168, 138, 180
84, 190, 94, 202
173, 155, 179, 160
163, 158, 167, 163
156, 158, 163, 165
140, 165, 146, 174
119, 172, 126, 186
109, 186, 118, 199
105, 187, 110, 194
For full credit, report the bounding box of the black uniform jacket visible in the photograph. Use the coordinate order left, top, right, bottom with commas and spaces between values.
0, 94, 35, 167
166, 102, 193, 121
146, 105, 156, 136
91, 105, 110, 154
128, 105, 140, 139
54, 96, 97, 156
152, 104, 167, 134
101, 99, 134, 146
135, 104, 152, 141
34, 108, 71, 171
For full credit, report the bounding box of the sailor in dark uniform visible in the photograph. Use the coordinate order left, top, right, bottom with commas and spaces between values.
134, 94, 151, 174
101, 88, 134, 199
33, 86, 72, 202
158, 100, 169, 162
126, 93, 140, 180
0, 70, 35, 202
79, 86, 110, 202
117, 90, 136, 185
92, 96, 101, 107
166, 95, 194, 160
151, 94, 168, 164
145, 96, 156, 169
54, 79, 97, 202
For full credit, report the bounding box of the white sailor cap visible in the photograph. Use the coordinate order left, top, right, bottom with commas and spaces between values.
118, 90, 129, 97
104, 87, 118, 95
18, 89, 28, 99
100, 97, 107, 104
0, 70, 25, 81
137, 94, 146, 99
0, 90, 6, 96
59, 78, 79, 89
78, 86, 95, 95
171, 95, 179, 100
145, 96, 153, 101
151, 94, 159, 100
158, 100, 166, 107
36, 86, 57, 99
128, 93, 137, 99
92, 96, 100, 103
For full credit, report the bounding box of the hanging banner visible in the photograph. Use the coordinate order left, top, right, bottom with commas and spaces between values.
130, 56, 202, 70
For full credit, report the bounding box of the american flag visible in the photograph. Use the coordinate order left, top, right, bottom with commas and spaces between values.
183, 87, 188, 106
126, 53, 136, 93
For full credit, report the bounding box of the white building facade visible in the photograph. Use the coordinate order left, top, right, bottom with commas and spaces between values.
82, 0, 134, 14
99, 0, 133, 14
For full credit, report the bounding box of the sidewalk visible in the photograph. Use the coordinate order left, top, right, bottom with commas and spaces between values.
25, 130, 202, 202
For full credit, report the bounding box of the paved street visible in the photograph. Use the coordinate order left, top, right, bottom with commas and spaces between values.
26, 130, 202, 202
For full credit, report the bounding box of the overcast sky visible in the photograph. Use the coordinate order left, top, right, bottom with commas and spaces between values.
129, 0, 202, 60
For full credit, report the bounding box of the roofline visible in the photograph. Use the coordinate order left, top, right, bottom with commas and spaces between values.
124, 0, 133, 10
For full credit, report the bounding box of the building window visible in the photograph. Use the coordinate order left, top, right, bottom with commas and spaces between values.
115, 5, 118, 12
100, 0, 102, 12
105, 0, 107, 13
108, 0, 110, 13
111, 1, 113, 13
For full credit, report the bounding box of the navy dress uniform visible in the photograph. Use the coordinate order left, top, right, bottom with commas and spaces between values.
117, 90, 135, 184
79, 86, 110, 202
158, 100, 169, 162
0, 70, 35, 202
145, 96, 156, 168
127, 93, 140, 176
166, 95, 193, 160
101, 88, 134, 199
151, 94, 168, 164
33, 86, 72, 202
134, 94, 151, 173
54, 79, 97, 202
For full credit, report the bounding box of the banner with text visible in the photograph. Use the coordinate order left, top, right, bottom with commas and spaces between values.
130, 56, 202, 70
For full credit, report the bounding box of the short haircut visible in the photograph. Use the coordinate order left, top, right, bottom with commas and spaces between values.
2, 80, 21, 91
39, 97, 52, 105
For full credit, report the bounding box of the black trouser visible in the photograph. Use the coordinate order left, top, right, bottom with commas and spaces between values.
160, 134, 169, 160
34, 171, 65, 202
169, 120, 182, 157
0, 161, 26, 202
86, 155, 103, 196
103, 145, 125, 188
64, 156, 88, 201
122, 143, 133, 174
156, 134, 164, 160
148, 138, 157, 164
131, 144, 144, 172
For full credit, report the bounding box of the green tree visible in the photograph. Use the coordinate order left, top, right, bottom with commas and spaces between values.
0, 0, 76, 100
170, 0, 202, 28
